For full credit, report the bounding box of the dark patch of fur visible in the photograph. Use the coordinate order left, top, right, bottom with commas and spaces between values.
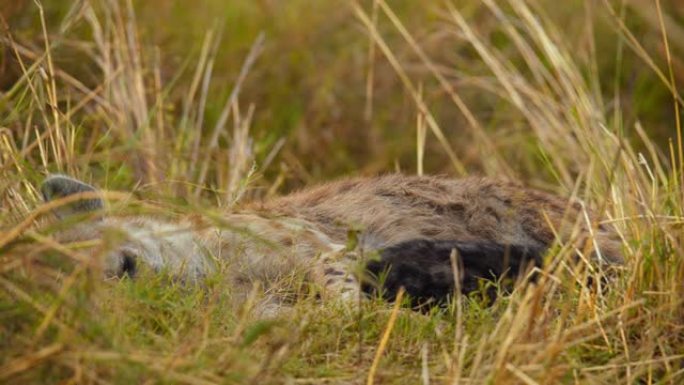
362, 239, 545, 309
120, 249, 138, 278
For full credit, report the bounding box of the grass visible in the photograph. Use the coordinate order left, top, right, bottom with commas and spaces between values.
1, 0, 683, 383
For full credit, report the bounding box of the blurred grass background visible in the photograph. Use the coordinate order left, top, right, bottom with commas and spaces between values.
1, 0, 683, 384
3, 0, 682, 189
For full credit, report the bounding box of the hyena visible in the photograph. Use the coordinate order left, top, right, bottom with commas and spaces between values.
40, 174, 623, 311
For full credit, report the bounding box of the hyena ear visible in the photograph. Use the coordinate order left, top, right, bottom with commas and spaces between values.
40, 174, 104, 219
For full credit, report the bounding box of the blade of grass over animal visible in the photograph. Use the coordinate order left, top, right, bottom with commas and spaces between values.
446, 248, 466, 382
351, 1, 467, 176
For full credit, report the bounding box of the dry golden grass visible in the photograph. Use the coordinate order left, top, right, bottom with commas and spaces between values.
1, 0, 683, 384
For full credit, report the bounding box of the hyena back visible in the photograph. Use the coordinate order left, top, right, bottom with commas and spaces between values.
40, 174, 623, 311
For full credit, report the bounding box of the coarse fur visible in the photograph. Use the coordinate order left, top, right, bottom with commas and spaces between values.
254, 174, 623, 263
40, 174, 623, 314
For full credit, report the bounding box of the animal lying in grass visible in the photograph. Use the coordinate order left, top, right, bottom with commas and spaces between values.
41, 174, 623, 312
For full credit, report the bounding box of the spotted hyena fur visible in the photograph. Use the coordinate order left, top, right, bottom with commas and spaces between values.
40, 174, 623, 312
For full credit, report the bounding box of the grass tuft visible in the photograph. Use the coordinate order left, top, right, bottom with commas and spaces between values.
1, 0, 683, 383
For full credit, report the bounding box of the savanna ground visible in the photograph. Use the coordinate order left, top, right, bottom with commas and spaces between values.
1, 0, 683, 384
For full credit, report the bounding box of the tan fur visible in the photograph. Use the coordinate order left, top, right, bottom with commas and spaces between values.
42, 174, 623, 313
254, 175, 623, 264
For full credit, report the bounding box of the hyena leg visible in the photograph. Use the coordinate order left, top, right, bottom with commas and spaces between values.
310, 250, 361, 303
